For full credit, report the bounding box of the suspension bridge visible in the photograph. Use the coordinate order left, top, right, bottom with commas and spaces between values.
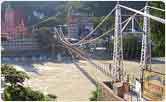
43, 2, 165, 82
30, 1, 165, 101
30, 2, 164, 101
2, 1, 165, 101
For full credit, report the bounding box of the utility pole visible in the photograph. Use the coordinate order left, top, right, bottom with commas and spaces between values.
112, 2, 124, 82
140, 2, 151, 70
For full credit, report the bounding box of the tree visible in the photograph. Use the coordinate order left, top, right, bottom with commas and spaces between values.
149, 1, 165, 57
1, 64, 57, 101
1, 64, 29, 86
123, 35, 141, 59
34, 27, 55, 49
109, 35, 141, 60
34, 27, 65, 53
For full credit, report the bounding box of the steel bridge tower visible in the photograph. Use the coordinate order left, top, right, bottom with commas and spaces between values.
112, 3, 124, 81
140, 2, 151, 70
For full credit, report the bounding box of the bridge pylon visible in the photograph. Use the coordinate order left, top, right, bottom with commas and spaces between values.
112, 3, 125, 82
140, 2, 152, 71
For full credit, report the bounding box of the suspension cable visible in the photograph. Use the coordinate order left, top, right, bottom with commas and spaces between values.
66, 39, 113, 79
74, 18, 128, 45
57, 27, 114, 78
147, 6, 165, 12
73, 7, 116, 45
75, 8, 144, 45
81, 28, 115, 45
73, 7, 145, 45
59, 27, 72, 44
54, 7, 145, 46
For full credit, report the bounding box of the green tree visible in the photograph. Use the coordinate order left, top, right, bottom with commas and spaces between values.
149, 1, 165, 57
123, 35, 141, 59
34, 27, 65, 52
109, 35, 141, 59
1, 64, 56, 101
1, 64, 29, 86
34, 27, 55, 49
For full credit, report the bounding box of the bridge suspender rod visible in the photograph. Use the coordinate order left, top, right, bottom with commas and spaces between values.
119, 4, 166, 24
